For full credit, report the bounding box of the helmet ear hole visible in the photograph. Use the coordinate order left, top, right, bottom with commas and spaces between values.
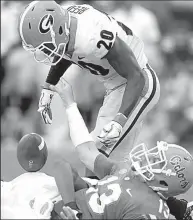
46, 9, 55, 12
159, 180, 168, 186
59, 26, 63, 35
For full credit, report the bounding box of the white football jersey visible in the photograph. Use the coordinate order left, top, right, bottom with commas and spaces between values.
1, 172, 60, 219
63, 4, 148, 89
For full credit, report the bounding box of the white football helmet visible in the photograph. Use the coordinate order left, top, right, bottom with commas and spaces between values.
19, 1, 70, 66
130, 141, 193, 199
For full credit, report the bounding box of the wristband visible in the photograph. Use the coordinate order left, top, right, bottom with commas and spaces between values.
66, 103, 93, 147
113, 113, 127, 127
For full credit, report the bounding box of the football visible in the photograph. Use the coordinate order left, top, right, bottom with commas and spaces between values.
17, 133, 48, 172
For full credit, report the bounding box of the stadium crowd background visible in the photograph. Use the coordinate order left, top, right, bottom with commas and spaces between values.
1, 0, 193, 201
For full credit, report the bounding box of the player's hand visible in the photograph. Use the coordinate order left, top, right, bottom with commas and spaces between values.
50, 78, 75, 108
98, 121, 122, 147
60, 206, 79, 219
38, 86, 54, 124
98, 113, 127, 147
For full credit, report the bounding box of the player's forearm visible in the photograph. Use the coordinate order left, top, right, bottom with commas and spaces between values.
46, 58, 72, 85
66, 103, 100, 172
119, 74, 145, 117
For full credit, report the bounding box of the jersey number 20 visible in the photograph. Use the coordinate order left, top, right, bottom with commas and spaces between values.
97, 30, 114, 50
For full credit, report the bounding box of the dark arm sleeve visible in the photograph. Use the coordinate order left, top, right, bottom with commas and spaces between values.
94, 154, 117, 179
166, 197, 187, 220
46, 58, 72, 85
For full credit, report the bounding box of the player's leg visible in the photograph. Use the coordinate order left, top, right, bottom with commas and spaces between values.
108, 64, 160, 161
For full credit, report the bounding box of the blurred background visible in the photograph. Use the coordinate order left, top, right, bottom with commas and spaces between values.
1, 0, 193, 201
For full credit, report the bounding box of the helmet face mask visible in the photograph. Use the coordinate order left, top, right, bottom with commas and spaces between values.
130, 142, 169, 181
19, 1, 70, 66
22, 19, 68, 66
34, 24, 69, 66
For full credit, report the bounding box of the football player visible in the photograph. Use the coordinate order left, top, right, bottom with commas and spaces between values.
51, 78, 193, 220
1, 131, 192, 219
1, 133, 85, 219
19, 1, 160, 164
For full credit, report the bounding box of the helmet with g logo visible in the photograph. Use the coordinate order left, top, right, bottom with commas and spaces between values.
130, 141, 193, 198
19, 1, 70, 65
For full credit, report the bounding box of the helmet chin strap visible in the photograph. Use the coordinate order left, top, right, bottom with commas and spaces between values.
131, 169, 147, 183
149, 186, 169, 200
157, 191, 168, 201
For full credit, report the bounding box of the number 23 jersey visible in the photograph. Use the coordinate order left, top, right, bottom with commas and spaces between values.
75, 155, 170, 219
63, 4, 148, 89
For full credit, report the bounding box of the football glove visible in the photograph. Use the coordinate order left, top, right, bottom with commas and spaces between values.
98, 113, 127, 147
38, 88, 54, 124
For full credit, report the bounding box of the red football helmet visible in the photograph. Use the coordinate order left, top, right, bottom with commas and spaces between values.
130, 141, 193, 198
19, 1, 70, 65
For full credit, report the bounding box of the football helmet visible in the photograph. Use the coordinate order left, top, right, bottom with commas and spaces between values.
19, 1, 70, 65
130, 141, 193, 199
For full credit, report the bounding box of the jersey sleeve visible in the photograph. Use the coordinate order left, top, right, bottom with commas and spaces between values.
94, 154, 116, 179
75, 5, 117, 59
88, 12, 117, 59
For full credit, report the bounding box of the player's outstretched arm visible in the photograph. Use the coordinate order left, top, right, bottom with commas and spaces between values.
105, 35, 146, 119
38, 58, 72, 125
98, 36, 146, 146
50, 79, 115, 178
49, 79, 100, 172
